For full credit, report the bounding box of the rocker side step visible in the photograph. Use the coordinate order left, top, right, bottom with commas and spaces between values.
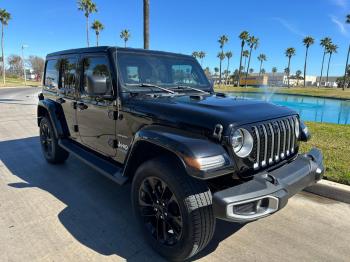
59, 139, 128, 185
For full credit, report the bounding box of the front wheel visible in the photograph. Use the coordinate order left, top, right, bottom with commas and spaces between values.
131, 157, 215, 261
39, 117, 69, 164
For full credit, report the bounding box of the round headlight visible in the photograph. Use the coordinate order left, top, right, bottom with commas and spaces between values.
295, 118, 300, 138
231, 129, 244, 152
230, 128, 253, 158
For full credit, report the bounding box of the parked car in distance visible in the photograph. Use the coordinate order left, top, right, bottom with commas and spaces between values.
37, 46, 324, 261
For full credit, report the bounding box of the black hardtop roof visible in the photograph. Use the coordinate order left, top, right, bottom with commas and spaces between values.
46, 46, 191, 59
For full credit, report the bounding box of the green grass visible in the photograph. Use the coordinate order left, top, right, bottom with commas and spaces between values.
0, 76, 40, 87
300, 122, 350, 185
215, 86, 350, 100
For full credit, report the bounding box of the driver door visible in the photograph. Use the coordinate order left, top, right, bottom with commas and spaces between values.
76, 54, 117, 158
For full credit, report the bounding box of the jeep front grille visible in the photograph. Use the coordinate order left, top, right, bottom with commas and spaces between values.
251, 116, 298, 170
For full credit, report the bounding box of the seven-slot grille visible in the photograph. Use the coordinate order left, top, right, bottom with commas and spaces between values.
251, 116, 298, 170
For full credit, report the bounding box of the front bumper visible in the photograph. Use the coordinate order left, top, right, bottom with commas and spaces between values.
213, 148, 324, 223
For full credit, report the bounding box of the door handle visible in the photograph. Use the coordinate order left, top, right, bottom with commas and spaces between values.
56, 98, 65, 104
77, 102, 88, 110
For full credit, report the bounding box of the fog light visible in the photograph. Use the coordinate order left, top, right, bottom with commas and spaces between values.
226, 196, 279, 221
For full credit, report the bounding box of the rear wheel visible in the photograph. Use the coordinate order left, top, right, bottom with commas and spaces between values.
39, 117, 69, 164
131, 157, 215, 261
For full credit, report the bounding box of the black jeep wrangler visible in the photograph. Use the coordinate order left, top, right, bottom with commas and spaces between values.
37, 46, 324, 261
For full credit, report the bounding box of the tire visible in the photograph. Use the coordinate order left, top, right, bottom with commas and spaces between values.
39, 116, 69, 164
131, 156, 215, 261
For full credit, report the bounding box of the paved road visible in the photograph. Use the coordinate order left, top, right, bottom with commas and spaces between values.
1, 87, 350, 262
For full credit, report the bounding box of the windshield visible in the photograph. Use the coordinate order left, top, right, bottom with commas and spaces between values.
117, 51, 211, 92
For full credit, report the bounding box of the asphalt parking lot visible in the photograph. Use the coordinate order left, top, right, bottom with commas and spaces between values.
1, 87, 350, 262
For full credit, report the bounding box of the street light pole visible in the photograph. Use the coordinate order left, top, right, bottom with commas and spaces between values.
21, 44, 28, 86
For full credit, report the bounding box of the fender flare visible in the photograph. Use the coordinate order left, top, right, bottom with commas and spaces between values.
37, 100, 69, 138
124, 125, 234, 179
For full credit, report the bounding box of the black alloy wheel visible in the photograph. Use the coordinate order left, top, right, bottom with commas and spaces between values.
39, 117, 69, 164
138, 176, 183, 246
40, 120, 53, 158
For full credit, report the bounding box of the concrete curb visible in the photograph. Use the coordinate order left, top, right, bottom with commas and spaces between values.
305, 179, 350, 204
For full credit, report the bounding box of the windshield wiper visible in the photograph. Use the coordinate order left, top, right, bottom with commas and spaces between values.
127, 83, 176, 94
175, 85, 209, 94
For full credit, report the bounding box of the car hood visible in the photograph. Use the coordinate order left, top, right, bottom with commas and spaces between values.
127, 94, 297, 134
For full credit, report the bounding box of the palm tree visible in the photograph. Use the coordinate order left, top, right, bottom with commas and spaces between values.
0, 9, 11, 84
319, 37, 332, 87
245, 36, 259, 87
326, 44, 338, 87
295, 70, 302, 86
343, 14, 350, 90
242, 50, 249, 75
217, 51, 226, 85
214, 67, 219, 77
272, 67, 277, 86
285, 47, 296, 88
198, 51, 206, 66
78, 0, 97, 47
192, 51, 199, 59
91, 20, 104, 46
120, 29, 131, 47
238, 31, 249, 85
218, 35, 229, 84
143, 0, 150, 49
249, 68, 254, 74
272, 67, 277, 74
261, 68, 266, 75
225, 51, 233, 85
302, 36, 314, 87
257, 53, 267, 76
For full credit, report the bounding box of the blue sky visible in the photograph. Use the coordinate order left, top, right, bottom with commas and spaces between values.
2, 0, 350, 76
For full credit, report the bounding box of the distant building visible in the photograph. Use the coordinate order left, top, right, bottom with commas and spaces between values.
316, 76, 339, 87
265, 73, 286, 86
210, 70, 340, 88
304, 75, 317, 86
239, 75, 268, 86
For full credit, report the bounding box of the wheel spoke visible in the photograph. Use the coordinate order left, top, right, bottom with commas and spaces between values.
139, 206, 156, 217
161, 219, 168, 242
139, 199, 153, 208
156, 217, 160, 241
159, 180, 168, 200
146, 177, 157, 191
164, 219, 181, 239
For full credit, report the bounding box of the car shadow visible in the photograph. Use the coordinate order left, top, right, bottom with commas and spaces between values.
0, 136, 243, 261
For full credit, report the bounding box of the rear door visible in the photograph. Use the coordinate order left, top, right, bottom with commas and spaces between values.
76, 54, 117, 157
43, 57, 79, 140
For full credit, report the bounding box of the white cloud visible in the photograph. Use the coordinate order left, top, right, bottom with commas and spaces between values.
271, 17, 306, 37
330, 0, 347, 9
330, 15, 348, 36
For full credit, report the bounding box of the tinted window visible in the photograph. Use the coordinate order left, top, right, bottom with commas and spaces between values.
117, 52, 210, 91
172, 64, 199, 85
60, 58, 77, 94
44, 59, 60, 89
82, 56, 112, 96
